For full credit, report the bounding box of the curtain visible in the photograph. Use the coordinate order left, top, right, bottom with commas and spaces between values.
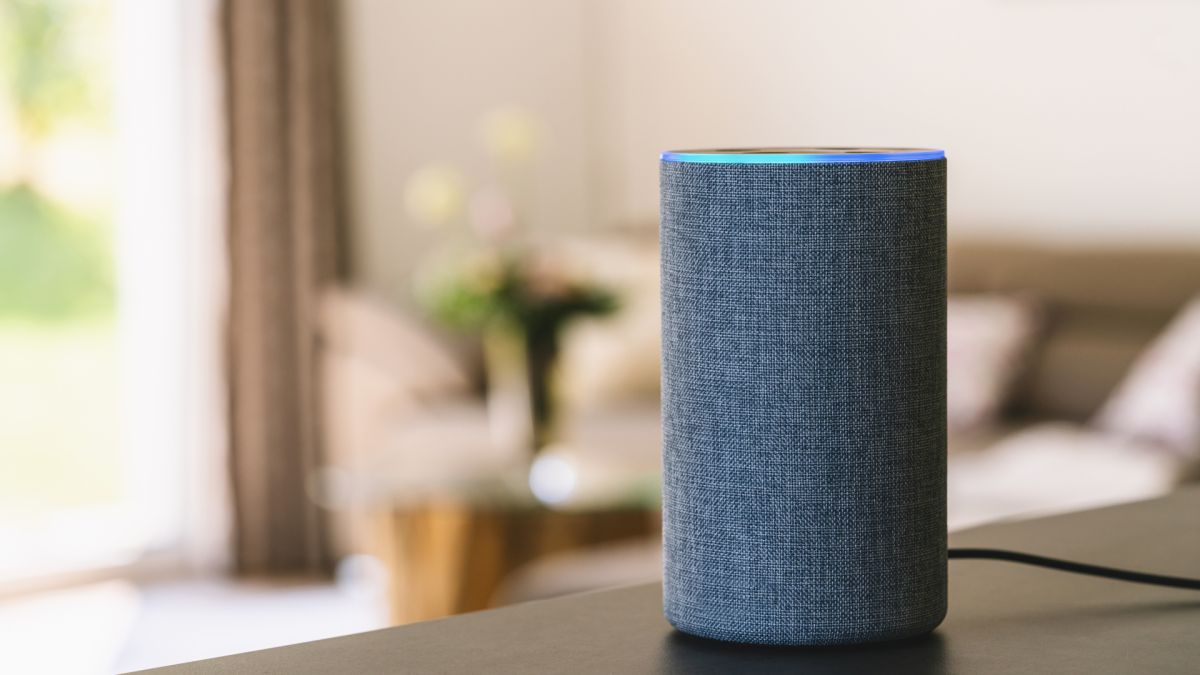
221, 0, 345, 574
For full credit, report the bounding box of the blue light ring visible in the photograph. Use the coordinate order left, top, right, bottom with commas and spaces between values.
661, 148, 945, 164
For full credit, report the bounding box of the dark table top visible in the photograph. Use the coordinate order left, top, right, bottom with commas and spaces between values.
137, 487, 1200, 674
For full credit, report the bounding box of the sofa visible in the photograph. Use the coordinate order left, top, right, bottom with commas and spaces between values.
949, 242, 1199, 430
942, 242, 1200, 528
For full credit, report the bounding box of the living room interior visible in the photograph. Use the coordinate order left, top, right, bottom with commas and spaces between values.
1, 0, 1198, 672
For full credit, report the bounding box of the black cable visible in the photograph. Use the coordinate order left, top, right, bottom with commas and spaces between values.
949, 548, 1200, 591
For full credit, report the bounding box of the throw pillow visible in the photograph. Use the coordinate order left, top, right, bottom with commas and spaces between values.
1094, 295, 1200, 458
947, 295, 1040, 432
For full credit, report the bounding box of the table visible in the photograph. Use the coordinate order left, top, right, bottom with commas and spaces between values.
374, 500, 658, 623
135, 486, 1200, 674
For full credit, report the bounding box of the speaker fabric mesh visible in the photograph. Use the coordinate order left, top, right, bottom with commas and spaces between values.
660, 154, 947, 645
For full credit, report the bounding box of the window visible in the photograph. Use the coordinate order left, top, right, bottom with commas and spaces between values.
0, 0, 227, 585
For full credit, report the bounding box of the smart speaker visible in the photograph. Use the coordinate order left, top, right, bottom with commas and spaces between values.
660, 147, 947, 645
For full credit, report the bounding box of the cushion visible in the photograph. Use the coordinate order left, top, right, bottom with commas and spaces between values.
948, 243, 1200, 421
1094, 295, 1200, 458
947, 422, 1178, 531
947, 295, 1040, 432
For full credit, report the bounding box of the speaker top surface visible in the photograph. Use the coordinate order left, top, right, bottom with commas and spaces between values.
661, 147, 944, 164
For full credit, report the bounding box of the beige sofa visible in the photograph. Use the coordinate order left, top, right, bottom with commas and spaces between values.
942, 243, 1200, 528
949, 242, 1199, 431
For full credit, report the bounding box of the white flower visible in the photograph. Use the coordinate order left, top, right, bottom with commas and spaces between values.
468, 185, 516, 242
404, 165, 465, 228
479, 106, 538, 164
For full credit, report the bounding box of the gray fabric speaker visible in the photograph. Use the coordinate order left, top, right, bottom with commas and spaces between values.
659, 147, 947, 646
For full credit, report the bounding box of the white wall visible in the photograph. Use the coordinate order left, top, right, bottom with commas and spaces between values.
590, 0, 1200, 244
339, 0, 1200, 297
338, 0, 592, 301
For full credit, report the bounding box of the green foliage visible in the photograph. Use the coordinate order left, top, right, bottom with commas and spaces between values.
424, 254, 618, 336
423, 252, 618, 447
0, 185, 113, 319
0, 0, 109, 138
0, 321, 120, 509
0, 0, 114, 320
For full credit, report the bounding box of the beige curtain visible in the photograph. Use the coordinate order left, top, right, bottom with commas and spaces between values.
222, 0, 345, 574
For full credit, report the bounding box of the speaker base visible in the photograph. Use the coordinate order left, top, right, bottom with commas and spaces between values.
665, 607, 947, 647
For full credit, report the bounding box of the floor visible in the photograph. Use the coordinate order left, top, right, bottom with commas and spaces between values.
0, 575, 385, 674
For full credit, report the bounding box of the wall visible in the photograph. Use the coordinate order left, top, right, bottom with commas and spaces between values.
589, 0, 1200, 244
338, 0, 591, 303
338, 1, 1200, 302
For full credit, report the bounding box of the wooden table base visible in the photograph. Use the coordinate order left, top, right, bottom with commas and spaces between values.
375, 500, 659, 624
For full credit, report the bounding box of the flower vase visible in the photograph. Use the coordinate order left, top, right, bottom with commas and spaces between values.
482, 320, 559, 457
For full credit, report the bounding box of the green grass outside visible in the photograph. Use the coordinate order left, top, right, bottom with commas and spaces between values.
0, 319, 121, 513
